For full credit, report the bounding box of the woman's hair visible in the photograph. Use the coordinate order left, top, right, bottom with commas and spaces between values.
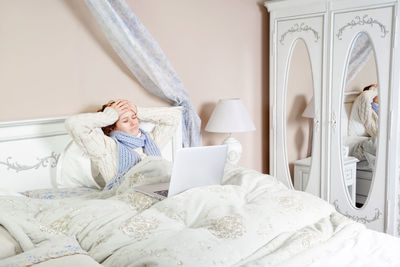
98, 100, 116, 136
363, 84, 376, 91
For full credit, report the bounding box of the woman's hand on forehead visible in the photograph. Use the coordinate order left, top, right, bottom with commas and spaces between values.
111, 99, 137, 118
111, 100, 130, 117
115, 100, 136, 113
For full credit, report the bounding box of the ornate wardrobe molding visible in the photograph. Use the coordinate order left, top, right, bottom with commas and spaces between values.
336, 15, 389, 40
333, 200, 382, 223
279, 23, 320, 44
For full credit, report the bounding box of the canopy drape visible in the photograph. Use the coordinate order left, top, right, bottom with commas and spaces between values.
346, 32, 373, 85
85, 0, 202, 147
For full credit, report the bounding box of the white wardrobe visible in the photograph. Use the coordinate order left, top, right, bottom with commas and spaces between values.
265, 0, 400, 235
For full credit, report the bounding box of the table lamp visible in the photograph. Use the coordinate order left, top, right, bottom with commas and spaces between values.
205, 98, 256, 164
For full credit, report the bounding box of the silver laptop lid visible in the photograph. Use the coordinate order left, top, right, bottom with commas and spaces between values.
168, 145, 227, 197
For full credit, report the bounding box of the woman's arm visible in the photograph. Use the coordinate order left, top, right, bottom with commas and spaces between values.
137, 107, 181, 149
64, 107, 119, 181
65, 107, 118, 158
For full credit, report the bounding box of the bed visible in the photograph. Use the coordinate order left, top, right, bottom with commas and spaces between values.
342, 90, 378, 206
1, 107, 400, 267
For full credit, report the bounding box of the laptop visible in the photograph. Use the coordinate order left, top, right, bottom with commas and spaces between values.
134, 145, 227, 200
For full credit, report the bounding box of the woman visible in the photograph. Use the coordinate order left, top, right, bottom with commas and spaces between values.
363, 83, 379, 115
356, 85, 378, 137
65, 99, 180, 190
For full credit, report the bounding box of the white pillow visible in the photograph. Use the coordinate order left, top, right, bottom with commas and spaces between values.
56, 121, 156, 189
56, 141, 101, 189
139, 121, 155, 133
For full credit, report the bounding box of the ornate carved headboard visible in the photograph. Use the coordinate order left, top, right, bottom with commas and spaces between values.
0, 117, 70, 192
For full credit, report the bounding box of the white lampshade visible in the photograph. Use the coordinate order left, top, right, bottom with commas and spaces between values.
205, 98, 256, 133
302, 97, 315, 118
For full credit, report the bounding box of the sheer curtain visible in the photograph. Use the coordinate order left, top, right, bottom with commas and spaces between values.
85, 0, 202, 147
346, 33, 373, 84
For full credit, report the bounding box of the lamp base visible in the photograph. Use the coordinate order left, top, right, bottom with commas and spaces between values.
222, 136, 242, 165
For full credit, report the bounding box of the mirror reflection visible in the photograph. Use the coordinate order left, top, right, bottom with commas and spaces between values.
285, 39, 314, 190
342, 32, 378, 208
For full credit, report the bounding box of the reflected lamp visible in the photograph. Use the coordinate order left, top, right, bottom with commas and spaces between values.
205, 98, 256, 164
302, 97, 314, 157
302, 96, 314, 118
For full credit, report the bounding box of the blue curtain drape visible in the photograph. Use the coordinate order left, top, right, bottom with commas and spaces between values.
85, 0, 202, 147
346, 33, 373, 85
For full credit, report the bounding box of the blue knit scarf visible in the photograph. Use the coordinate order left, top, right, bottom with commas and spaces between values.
371, 102, 379, 115
104, 129, 161, 190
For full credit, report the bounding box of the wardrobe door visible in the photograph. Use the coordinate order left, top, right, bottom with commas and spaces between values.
329, 6, 395, 232
272, 15, 324, 196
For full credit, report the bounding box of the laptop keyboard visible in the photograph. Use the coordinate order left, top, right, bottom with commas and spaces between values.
154, 190, 169, 197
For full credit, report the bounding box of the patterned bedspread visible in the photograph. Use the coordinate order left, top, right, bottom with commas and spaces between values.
1, 157, 399, 266
22, 187, 99, 199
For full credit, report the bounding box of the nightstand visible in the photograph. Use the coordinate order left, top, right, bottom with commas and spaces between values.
293, 156, 359, 204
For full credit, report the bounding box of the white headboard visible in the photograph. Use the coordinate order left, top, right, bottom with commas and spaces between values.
342, 91, 360, 137
0, 107, 182, 192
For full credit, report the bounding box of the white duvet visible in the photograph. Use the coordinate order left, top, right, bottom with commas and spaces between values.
1, 158, 399, 266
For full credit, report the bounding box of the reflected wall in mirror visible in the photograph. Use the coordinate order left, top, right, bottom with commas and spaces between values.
342, 32, 378, 208
285, 39, 314, 189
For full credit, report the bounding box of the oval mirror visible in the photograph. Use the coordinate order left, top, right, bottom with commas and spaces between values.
285, 39, 314, 190
342, 32, 378, 208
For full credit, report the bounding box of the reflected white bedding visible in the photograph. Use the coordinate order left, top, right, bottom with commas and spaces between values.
0, 158, 399, 266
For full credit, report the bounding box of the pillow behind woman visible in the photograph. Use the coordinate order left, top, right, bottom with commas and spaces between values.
348, 87, 378, 137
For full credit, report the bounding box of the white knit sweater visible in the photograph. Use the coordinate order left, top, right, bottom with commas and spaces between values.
65, 106, 181, 184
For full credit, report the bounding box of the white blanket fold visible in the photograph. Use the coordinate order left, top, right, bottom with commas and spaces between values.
0, 158, 399, 266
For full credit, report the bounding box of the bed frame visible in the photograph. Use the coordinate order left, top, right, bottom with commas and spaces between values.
0, 107, 182, 192
342, 91, 374, 205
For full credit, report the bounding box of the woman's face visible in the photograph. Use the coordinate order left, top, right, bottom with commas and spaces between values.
115, 110, 140, 136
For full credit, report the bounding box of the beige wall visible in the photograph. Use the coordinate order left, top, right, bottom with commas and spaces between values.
0, 0, 269, 172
